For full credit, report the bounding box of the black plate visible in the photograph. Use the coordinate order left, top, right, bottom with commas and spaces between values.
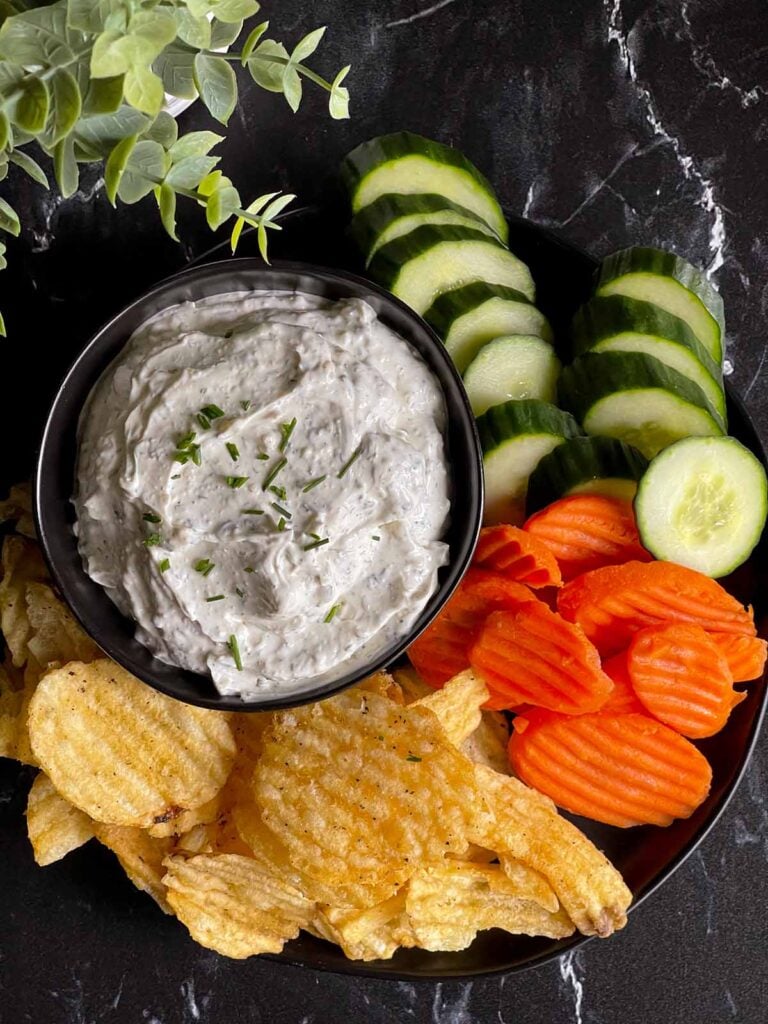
3, 205, 767, 979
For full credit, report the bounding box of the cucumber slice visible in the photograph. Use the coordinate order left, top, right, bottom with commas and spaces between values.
349, 193, 499, 264
425, 282, 552, 373
596, 246, 725, 365
368, 224, 535, 316
477, 399, 582, 525
340, 132, 508, 243
463, 336, 561, 416
572, 295, 726, 425
559, 351, 724, 459
526, 436, 648, 514
635, 436, 767, 577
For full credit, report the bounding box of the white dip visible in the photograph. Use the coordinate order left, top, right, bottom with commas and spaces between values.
75, 291, 450, 698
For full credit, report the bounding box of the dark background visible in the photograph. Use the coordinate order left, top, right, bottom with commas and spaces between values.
3, 0, 768, 1020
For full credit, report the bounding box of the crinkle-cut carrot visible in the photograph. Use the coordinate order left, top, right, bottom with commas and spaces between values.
523, 495, 652, 581
709, 632, 767, 683
468, 603, 614, 714
508, 709, 713, 828
600, 652, 646, 715
627, 624, 746, 739
407, 569, 536, 687
558, 560, 756, 655
473, 525, 562, 588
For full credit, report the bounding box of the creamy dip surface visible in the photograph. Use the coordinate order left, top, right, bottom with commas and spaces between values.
75, 291, 450, 698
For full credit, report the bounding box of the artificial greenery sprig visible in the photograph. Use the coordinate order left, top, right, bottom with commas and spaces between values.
0, 0, 351, 334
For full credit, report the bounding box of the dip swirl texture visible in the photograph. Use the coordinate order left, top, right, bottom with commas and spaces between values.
75, 292, 450, 698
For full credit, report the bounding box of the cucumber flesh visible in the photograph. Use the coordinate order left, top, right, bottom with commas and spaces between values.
340, 132, 508, 242
559, 352, 724, 459
526, 436, 648, 515
463, 335, 561, 416
635, 436, 767, 577
368, 224, 535, 316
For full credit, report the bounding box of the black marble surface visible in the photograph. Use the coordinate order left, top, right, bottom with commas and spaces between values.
3, 0, 768, 1020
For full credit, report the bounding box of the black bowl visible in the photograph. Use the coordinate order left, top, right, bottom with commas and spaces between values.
34, 259, 483, 711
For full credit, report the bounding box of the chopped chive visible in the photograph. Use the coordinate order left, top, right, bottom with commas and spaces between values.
226, 475, 249, 489
176, 430, 196, 450
227, 634, 243, 671
171, 474, 181, 480
372, 534, 381, 541
190, 444, 202, 466
194, 558, 215, 576
201, 404, 224, 420
143, 512, 161, 524
262, 457, 287, 490
269, 484, 287, 501
241, 508, 264, 515
225, 442, 240, 462
158, 558, 171, 573
306, 531, 321, 541
256, 452, 269, 461
143, 533, 162, 547
276, 516, 287, 532
235, 586, 245, 598
172, 451, 190, 465
303, 537, 329, 552
323, 602, 343, 623
240, 400, 251, 411
206, 594, 225, 602
279, 417, 297, 453
301, 475, 327, 493
244, 566, 255, 573
406, 754, 422, 763
270, 502, 291, 519
337, 447, 362, 478
196, 412, 210, 430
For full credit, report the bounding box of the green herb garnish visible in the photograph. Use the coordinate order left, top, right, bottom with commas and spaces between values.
190, 444, 202, 466
324, 602, 343, 622
176, 430, 196, 450
225, 442, 240, 462
262, 457, 287, 490
143, 533, 162, 547
242, 508, 264, 515
206, 594, 225, 602
279, 417, 297, 452
201, 404, 225, 421
240, 400, 251, 412
226, 475, 249, 489
256, 452, 270, 461
173, 451, 190, 465
158, 558, 171, 573
276, 517, 288, 532
194, 559, 215, 576
197, 412, 210, 430
303, 537, 329, 551
235, 586, 245, 598
244, 567, 255, 573
143, 513, 161, 524
227, 634, 243, 671
406, 754, 422, 763
372, 535, 381, 541
337, 447, 362, 478
302, 475, 327, 493
269, 484, 287, 501
270, 502, 291, 519
171, 474, 181, 480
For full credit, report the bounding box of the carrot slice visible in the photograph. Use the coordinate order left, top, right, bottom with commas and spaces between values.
709, 633, 767, 683
600, 652, 646, 715
524, 495, 652, 581
558, 560, 756, 655
468, 603, 614, 714
473, 525, 562, 588
508, 708, 713, 828
627, 624, 746, 738
407, 569, 536, 687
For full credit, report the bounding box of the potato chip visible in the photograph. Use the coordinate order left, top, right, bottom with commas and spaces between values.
147, 795, 222, 839
461, 710, 510, 774
392, 666, 433, 702
0, 482, 36, 538
163, 853, 313, 958
0, 663, 23, 759
497, 854, 560, 913
412, 670, 489, 747
0, 536, 48, 667
254, 688, 481, 891
471, 764, 631, 937
25, 583, 100, 668
26, 772, 94, 866
406, 860, 574, 951
356, 671, 402, 703
223, 711, 274, 806
28, 660, 236, 827
94, 823, 174, 913
312, 890, 415, 961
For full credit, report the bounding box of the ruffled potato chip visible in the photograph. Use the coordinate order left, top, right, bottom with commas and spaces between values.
163, 853, 313, 958
147, 795, 222, 839
0, 536, 48, 667
412, 670, 489, 747
0, 482, 36, 538
94, 823, 173, 913
311, 890, 414, 961
26, 772, 94, 866
25, 583, 100, 668
28, 660, 236, 827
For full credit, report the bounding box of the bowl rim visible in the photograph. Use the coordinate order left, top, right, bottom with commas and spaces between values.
34, 258, 484, 712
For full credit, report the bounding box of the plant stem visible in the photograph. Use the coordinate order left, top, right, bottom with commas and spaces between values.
201, 50, 335, 93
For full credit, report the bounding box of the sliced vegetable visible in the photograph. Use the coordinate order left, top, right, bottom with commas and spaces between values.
425, 282, 552, 374
526, 436, 648, 515
596, 246, 725, 365
523, 495, 651, 581
463, 336, 560, 415
508, 708, 713, 828
407, 569, 536, 688
368, 224, 534, 315
473, 525, 562, 588
559, 351, 724, 458
627, 623, 745, 738
634, 436, 768, 578
340, 132, 509, 242
477, 400, 582, 525
469, 604, 614, 714
600, 652, 646, 715
709, 633, 768, 683
571, 295, 725, 424
557, 560, 756, 655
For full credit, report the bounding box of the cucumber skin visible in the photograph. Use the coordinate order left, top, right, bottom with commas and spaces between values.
597, 246, 725, 332
340, 132, 508, 242
425, 281, 535, 338
477, 399, 582, 457
559, 351, 725, 430
526, 436, 648, 515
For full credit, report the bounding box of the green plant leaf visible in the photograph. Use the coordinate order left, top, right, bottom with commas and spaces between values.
197, 169, 232, 196
0, 4, 76, 68
53, 134, 78, 197
157, 181, 177, 240
82, 74, 123, 115
169, 130, 223, 162
186, 0, 214, 17
104, 132, 137, 205
212, 0, 259, 24
9, 148, 48, 187
124, 65, 164, 116
0, 109, 9, 149
328, 64, 350, 120
0, 61, 23, 99
205, 183, 239, 229
72, 105, 150, 159
282, 66, 301, 112
8, 76, 49, 134
118, 137, 167, 203
193, 53, 236, 124
210, 17, 242, 49
0, 154, 7, 181
67, 0, 122, 35
42, 66, 81, 146
230, 213, 245, 252
247, 39, 288, 92
0, 195, 19, 235
143, 110, 177, 148
0, 310, 5, 337
175, 8, 211, 49
90, 30, 130, 77
261, 192, 295, 221
240, 20, 267, 64
290, 26, 325, 64
154, 44, 197, 100
129, 9, 177, 53
164, 153, 219, 189
257, 221, 268, 262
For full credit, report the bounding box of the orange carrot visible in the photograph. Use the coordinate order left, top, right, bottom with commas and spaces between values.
473, 524, 562, 588
600, 652, 646, 715
627, 624, 746, 738
407, 569, 536, 687
558, 560, 756, 655
508, 708, 713, 828
468, 603, 614, 714
709, 632, 767, 683
523, 495, 652, 581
